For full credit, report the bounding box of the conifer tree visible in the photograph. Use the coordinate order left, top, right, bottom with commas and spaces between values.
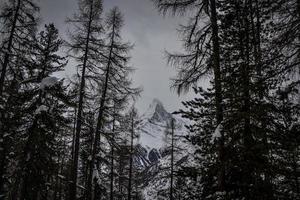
66, 0, 104, 198
168, 118, 175, 200
152, 0, 225, 193
0, 0, 39, 196
127, 107, 139, 200
274, 86, 300, 199
0, 0, 39, 96
2, 23, 72, 200
19, 23, 71, 200
87, 7, 141, 199
107, 98, 128, 200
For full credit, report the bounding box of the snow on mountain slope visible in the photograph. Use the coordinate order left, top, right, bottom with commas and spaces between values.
134, 99, 189, 169
138, 98, 186, 151
136, 99, 197, 199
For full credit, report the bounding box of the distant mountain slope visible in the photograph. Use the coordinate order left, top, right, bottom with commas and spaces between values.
134, 99, 187, 168
133, 99, 196, 200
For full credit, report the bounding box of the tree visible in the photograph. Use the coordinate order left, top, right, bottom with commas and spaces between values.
0, 0, 39, 195
168, 118, 175, 200
159, 0, 298, 198
66, 0, 104, 199
87, 7, 141, 199
152, 0, 225, 192
107, 98, 128, 200
274, 85, 300, 199
0, 0, 39, 96
7, 23, 72, 200
270, 1, 300, 197
127, 107, 139, 200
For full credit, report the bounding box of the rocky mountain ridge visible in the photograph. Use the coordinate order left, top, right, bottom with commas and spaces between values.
133, 99, 187, 169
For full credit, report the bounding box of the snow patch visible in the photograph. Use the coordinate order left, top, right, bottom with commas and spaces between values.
35, 105, 48, 114
88, 155, 92, 161
40, 77, 58, 90
211, 123, 223, 143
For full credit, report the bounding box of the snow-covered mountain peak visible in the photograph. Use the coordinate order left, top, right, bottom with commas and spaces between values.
134, 98, 189, 169
143, 98, 172, 123
134, 100, 195, 195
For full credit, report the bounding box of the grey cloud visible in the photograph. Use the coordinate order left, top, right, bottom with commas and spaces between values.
39, 0, 194, 113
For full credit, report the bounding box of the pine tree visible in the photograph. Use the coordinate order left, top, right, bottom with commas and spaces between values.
274, 85, 300, 199
107, 98, 128, 200
0, 0, 39, 195
66, 0, 104, 199
127, 107, 139, 200
158, 0, 296, 199
87, 7, 141, 199
152, 0, 225, 193
168, 118, 175, 200
17, 23, 72, 200
0, 0, 39, 96
111, 106, 141, 200
217, 1, 287, 198
269, 1, 300, 197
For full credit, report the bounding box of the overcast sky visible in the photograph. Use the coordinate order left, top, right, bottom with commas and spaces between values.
39, 0, 194, 113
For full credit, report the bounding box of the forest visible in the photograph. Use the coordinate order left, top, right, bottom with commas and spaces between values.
0, 0, 299, 200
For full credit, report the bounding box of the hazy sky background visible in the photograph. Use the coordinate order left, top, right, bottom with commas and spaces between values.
39, 0, 194, 113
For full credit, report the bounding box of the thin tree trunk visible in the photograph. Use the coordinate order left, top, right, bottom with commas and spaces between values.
58, 154, 65, 200
243, 0, 252, 161
209, 0, 225, 193
127, 115, 134, 200
252, 0, 273, 195
69, 1, 94, 199
87, 12, 117, 200
170, 119, 175, 200
54, 153, 62, 200
0, 134, 6, 197
0, 0, 21, 96
298, 0, 300, 24
84, 122, 94, 200
19, 118, 39, 200
292, 150, 299, 195
240, 2, 253, 197
295, 0, 300, 195
118, 154, 123, 200
0, 0, 21, 195
110, 113, 116, 200
135, 178, 138, 200
71, 107, 77, 162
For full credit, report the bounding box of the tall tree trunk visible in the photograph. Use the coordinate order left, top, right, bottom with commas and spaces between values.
170, 119, 175, 200
0, 0, 21, 96
69, 2, 94, 199
298, 0, 300, 30
0, 0, 21, 195
252, 0, 273, 196
292, 150, 299, 195
71, 107, 77, 161
127, 115, 134, 200
240, 2, 253, 197
19, 118, 39, 200
54, 153, 62, 200
295, 0, 300, 195
0, 134, 7, 196
209, 0, 225, 193
87, 11, 117, 200
118, 155, 123, 200
110, 115, 115, 200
